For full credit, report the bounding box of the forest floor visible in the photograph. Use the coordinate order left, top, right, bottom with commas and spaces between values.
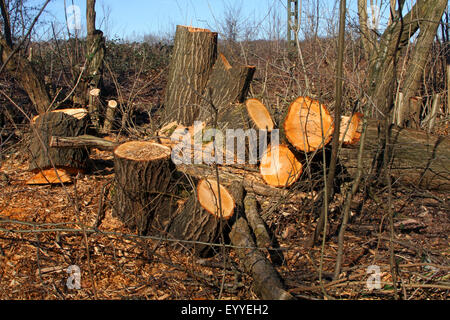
0, 133, 448, 300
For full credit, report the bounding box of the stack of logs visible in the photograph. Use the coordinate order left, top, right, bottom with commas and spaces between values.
28, 25, 450, 299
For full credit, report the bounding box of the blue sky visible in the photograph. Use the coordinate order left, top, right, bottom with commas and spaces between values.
32, 0, 395, 41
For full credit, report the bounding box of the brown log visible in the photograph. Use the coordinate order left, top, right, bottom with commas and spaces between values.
163, 25, 218, 126
244, 193, 271, 248
229, 187, 294, 300
113, 141, 175, 235
339, 120, 450, 190
167, 179, 237, 257
29, 108, 90, 172
283, 96, 334, 152
259, 144, 303, 187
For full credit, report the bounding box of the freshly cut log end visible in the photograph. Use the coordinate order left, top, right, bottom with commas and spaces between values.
283, 96, 334, 152
197, 179, 235, 220
259, 144, 302, 188
245, 98, 275, 131
339, 112, 363, 145
114, 141, 171, 161
31, 108, 88, 123
26, 168, 76, 185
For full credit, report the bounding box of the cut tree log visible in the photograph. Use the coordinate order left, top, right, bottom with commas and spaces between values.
102, 99, 118, 133
163, 25, 218, 126
229, 185, 294, 300
283, 96, 334, 152
245, 98, 275, 131
259, 144, 303, 187
113, 141, 174, 235
339, 120, 450, 190
50, 134, 118, 152
339, 112, 363, 145
167, 179, 237, 257
199, 53, 256, 124
29, 108, 90, 172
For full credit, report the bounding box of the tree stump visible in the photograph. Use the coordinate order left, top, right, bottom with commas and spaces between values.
167, 179, 239, 257
29, 108, 90, 172
113, 141, 174, 235
163, 25, 218, 126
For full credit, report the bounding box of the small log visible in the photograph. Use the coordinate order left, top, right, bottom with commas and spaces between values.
229, 188, 294, 300
102, 99, 118, 133
244, 193, 271, 248
113, 141, 174, 235
29, 108, 90, 172
167, 179, 237, 257
259, 144, 302, 187
50, 134, 118, 151
283, 96, 334, 152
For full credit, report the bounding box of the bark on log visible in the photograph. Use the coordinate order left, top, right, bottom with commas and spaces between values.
229, 188, 294, 300
167, 179, 238, 257
339, 120, 450, 190
50, 134, 118, 151
163, 25, 218, 126
29, 108, 90, 172
113, 141, 174, 235
199, 53, 255, 124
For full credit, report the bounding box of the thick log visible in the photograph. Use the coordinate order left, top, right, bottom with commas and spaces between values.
113, 141, 174, 235
163, 25, 218, 126
199, 53, 256, 124
283, 96, 334, 152
167, 179, 237, 257
229, 188, 294, 300
29, 108, 90, 172
339, 120, 450, 190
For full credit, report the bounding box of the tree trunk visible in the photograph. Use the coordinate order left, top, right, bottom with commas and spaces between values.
163, 25, 218, 126
0, 39, 51, 114
339, 119, 450, 190
29, 108, 90, 172
113, 141, 174, 235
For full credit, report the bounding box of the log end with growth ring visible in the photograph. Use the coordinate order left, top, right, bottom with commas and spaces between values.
283, 96, 333, 152
339, 112, 363, 145
197, 179, 236, 220
31, 108, 88, 123
114, 141, 171, 161
245, 98, 275, 131
259, 144, 302, 188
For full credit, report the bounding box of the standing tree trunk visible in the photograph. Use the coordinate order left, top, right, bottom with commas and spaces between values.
163, 25, 218, 126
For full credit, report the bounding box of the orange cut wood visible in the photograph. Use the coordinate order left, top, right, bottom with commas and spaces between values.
26, 168, 74, 185
339, 112, 363, 145
259, 144, 302, 187
245, 98, 275, 131
31, 108, 88, 123
197, 179, 235, 220
283, 96, 334, 152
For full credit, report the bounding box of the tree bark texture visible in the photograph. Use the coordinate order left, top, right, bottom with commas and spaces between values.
163, 25, 218, 126
113, 141, 175, 235
339, 120, 450, 190
29, 109, 90, 172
